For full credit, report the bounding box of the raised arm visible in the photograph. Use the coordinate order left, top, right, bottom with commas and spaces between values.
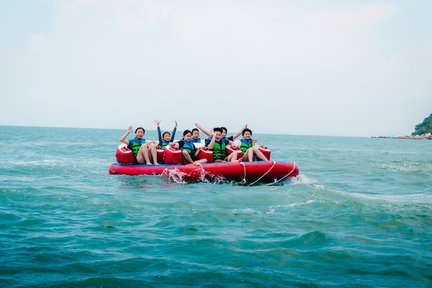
120, 126, 133, 144
207, 132, 216, 150
154, 119, 162, 144
195, 122, 212, 137
170, 120, 178, 142
232, 123, 248, 140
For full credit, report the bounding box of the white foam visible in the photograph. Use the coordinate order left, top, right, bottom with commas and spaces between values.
161, 168, 187, 184
376, 161, 432, 173
347, 192, 432, 204
290, 174, 325, 189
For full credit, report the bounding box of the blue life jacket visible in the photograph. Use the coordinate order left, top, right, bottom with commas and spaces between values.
160, 140, 170, 149
180, 139, 196, 157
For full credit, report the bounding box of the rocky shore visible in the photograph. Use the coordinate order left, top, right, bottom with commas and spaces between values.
373, 133, 432, 140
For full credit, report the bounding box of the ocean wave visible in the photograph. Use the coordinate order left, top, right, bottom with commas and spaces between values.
10, 159, 62, 166
289, 174, 326, 190
375, 161, 432, 173
347, 192, 432, 205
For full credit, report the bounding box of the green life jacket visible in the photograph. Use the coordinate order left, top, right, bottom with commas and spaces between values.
128, 138, 146, 156
160, 140, 170, 150
212, 140, 227, 160
181, 140, 195, 157
240, 139, 253, 154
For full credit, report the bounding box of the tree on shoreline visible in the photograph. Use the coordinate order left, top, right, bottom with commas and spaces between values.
412, 113, 432, 135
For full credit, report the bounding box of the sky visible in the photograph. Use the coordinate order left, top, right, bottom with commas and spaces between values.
1, 0, 431, 137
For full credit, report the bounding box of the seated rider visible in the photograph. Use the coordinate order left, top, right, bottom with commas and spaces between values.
237, 128, 269, 162
119, 126, 158, 164
155, 119, 177, 149
190, 128, 201, 144
170, 130, 206, 164
195, 122, 247, 141
206, 127, 239, 162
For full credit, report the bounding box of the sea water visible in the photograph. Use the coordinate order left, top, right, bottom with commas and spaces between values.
0, 126, 431, 287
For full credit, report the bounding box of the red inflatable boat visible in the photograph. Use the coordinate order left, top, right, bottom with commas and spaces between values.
110, 144, 299, 184
109, 144, 299, 184
109, 161, 298, 184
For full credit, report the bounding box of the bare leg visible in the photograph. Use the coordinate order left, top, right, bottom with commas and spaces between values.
149, 143, 159, 164
241, 152, 249, 162
247, 148, 254, 162
137, 144, 151, 164
194, 159, 207, 165
253, 147, 269, 161
226, 152, 238, 162
182, 150, 194, 164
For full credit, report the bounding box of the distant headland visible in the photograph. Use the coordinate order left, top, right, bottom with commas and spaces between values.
374, 113, 432, 140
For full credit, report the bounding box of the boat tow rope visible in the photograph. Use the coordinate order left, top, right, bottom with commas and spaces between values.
239, 162, 247, 184
248, 161, 277, 186
195, 162, 205, 173
266, 162, 297, 186
239, 161, 297, 186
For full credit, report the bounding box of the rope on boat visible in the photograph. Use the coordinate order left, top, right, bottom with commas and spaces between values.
195, 162, 206, 180
266, 162, 297, 186
248, 161, 277, 186
239, 162, 247, 184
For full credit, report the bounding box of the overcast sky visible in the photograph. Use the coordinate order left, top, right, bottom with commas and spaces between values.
1, 0, 431, 136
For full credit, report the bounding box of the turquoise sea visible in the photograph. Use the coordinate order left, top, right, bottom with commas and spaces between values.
0, 126, 431, 287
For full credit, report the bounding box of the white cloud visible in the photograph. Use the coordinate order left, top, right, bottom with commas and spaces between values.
54, 0, 172, 30
4, 0, 429, 136
420, 40, 432, 56
51, 1, 398, 56
27, 34, 48, 52
111, 0, 172, 28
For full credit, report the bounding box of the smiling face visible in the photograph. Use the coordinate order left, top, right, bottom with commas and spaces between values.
163, 132, 171, 141
221, 128, 227, 138
243, 131, 252, 140
192, 130, 200, 139
135, 128, 145, 139
183, 132, 192, 141
214, 130, 222, 141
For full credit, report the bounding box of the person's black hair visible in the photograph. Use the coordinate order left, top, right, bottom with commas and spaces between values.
242, 128, 252, 136
220, 127, 227, 133
135, 127, 145, 133
191, 128, 199, 133
213, 127, 222, 133
183, 130, 192, 136
162, 131, 170, 138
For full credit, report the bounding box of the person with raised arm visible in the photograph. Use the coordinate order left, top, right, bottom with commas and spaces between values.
206, 128, 239, 162
194, 122, 212, 138
154, 119, 178, 149
119, 126, 158, 165
190, 128, 201, 144
221, 124, 247, 141
237, 128, 269, 162
195, 123, 247, 141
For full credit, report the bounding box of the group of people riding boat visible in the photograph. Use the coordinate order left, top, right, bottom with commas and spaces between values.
119, 121, 269, 165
